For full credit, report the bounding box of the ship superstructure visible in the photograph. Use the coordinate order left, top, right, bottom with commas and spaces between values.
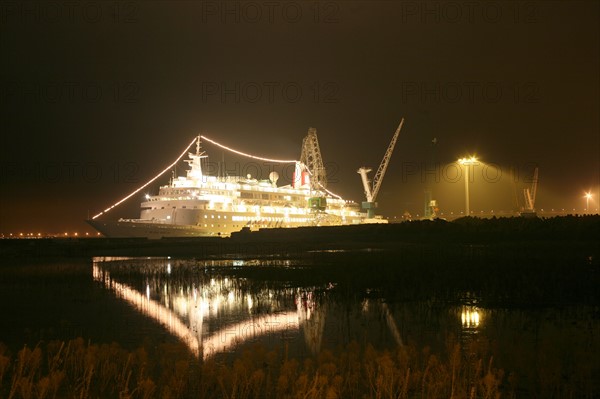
88, 130, 366, 238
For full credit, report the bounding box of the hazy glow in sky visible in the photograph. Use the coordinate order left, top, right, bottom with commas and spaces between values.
0, 1, 598, 232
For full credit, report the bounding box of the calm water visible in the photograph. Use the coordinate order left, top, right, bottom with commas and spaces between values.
1, 251, 598, 396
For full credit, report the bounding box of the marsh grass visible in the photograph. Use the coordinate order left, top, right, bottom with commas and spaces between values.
1, 335, 579, 399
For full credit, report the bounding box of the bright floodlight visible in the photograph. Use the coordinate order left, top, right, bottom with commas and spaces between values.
585, 192, 593, 213
458, 156, 480, 216
458, 156, 479, 165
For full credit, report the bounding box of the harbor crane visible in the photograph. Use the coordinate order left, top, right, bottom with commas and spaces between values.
299, 127, 327, 191
357, 118, 405, 219
521, 166, 539, 217
297, 127, 331, 212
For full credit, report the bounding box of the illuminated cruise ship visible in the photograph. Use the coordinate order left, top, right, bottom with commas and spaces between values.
88, 132, 367, 238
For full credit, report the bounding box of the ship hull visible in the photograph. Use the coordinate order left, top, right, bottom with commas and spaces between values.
86, 219, 215, 239
87, 214, 365, 239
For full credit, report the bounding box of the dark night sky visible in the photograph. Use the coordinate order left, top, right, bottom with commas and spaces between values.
1, 1, 598, 234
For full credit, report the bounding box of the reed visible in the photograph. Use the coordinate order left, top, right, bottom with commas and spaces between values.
0, 330, 597, 398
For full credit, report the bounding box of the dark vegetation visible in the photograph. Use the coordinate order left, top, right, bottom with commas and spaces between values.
2, 332, 597, 399
0, 215, 598, 259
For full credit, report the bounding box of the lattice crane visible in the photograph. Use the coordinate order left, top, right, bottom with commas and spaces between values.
522, 167, 539, 217
299, 127, 327, 191
357, 118, 404, 218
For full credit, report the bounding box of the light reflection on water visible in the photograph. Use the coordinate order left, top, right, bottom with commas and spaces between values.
461, 306, 481, 328
92, 256, 497, 360
93, 257, 328, 359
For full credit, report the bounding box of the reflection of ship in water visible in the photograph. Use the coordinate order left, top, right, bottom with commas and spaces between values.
92, 257, 328, 358
93, 257, 487, 359
297, 291, 325, 354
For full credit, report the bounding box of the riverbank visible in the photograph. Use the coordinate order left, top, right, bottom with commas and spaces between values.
1, 215, 598, 259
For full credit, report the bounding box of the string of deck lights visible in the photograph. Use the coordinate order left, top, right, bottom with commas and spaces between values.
318, 183, 342, 200
93, 134, 345, 219
199, 135, 297, 164
200, 135, 344, 199
92, 136, 198, 219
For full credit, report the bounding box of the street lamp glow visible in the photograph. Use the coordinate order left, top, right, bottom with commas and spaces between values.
584, 192, 593, 213
458, 156, 479, 216
458, 156, 479, 165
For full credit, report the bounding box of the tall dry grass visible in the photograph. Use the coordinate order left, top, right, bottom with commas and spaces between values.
0, 335, 596, 398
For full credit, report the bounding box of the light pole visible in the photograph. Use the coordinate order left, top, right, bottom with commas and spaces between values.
458, 156, 479, 216
585, 192, 592, 213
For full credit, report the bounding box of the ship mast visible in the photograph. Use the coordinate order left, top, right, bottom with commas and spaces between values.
185, 135, 207, 181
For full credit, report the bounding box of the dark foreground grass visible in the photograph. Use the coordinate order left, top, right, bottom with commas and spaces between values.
1, 334, 598, 399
